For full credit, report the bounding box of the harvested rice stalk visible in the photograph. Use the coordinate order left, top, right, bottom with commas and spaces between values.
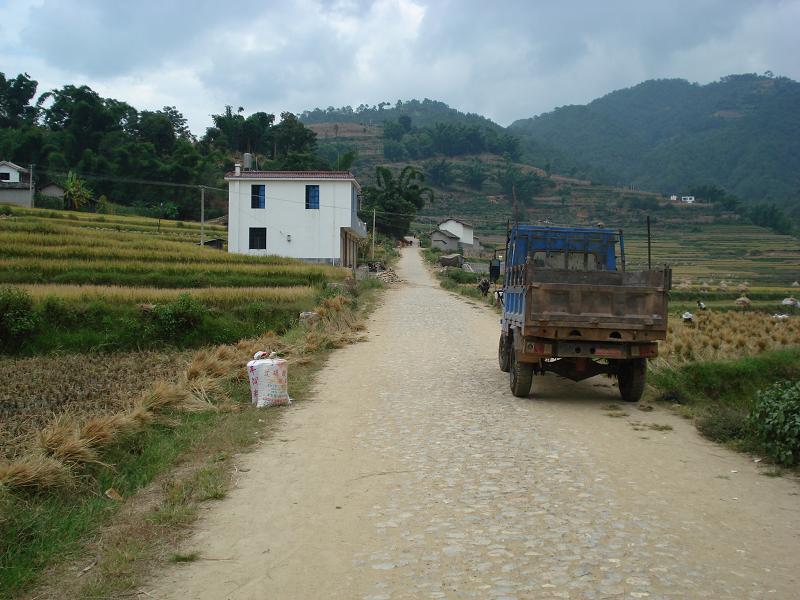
39, 421, 103, 467
0, 454, 72, 490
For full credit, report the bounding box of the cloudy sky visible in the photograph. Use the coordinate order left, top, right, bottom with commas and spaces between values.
2, 0, 798, 134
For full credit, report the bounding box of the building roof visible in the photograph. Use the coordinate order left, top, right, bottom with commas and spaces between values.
224, 170, 359, 189
432, 227, 460, 240
0, 160, 28, 173
438, 218, 473, 229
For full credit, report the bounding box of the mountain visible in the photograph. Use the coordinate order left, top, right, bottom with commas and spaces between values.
510, 74, 800, 205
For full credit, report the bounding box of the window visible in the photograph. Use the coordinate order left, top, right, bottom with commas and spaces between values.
305, 184, 320, 209
531, 251, 600, 270
251, 184, 265, 209
0, 173, 9, 181
249, 227, 267, 250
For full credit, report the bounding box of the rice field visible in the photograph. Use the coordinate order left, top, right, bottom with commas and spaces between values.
656, 311, 800, 369
17, 284, 316, 307
0, 207, 346, 287
621, 224, 800, 287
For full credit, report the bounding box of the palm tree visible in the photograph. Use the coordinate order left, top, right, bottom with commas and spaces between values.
361, 166, 433, 238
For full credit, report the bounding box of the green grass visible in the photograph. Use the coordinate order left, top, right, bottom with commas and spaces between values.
3, 293, 315, 355
651, 348, 800, 450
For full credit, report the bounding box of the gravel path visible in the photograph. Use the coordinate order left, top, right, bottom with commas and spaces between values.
147, 248, 800, 599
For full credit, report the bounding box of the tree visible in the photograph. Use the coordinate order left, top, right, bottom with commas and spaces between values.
383, 120, 404, 141
461, 159, 487, 189
0, 72, 38, 128
360, 166, 433, 237
398, 115, 412, 132
63, 170, 93, 210
425, 159, 455, 188
383, 140, 406, 161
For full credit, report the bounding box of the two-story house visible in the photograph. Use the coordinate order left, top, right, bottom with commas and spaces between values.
225, 167, 367, 267
0, 161, 33, 207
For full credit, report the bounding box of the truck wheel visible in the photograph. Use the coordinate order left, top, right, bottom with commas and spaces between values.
510, 345, 534, 398
618, 358, 647, 403
498, 334, 511, 372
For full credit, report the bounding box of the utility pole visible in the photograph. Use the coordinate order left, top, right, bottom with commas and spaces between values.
29, 164, 34, 207
200, 186, 205, 246
371, 208, 376, 259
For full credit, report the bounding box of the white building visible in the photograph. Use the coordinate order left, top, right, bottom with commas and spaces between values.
438, 218, 474, 245
0, 161, 32, 207
680, 195, 696, 204
225, 168, 367, 267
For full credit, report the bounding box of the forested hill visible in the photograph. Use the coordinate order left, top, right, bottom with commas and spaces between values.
509, 74, 800, 205
300, 99, 501, 129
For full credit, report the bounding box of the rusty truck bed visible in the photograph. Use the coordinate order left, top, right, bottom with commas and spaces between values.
517, 267, 671, 342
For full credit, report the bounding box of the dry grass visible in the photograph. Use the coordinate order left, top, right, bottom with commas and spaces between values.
0, 292, 365, 493
655, 311, 800, 369
0, 454, 71, 491
17, 284, 316, 306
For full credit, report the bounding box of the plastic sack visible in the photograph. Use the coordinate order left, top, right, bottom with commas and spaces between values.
246, 351, 291, 408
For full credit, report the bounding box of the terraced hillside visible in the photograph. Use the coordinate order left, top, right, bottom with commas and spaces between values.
0, 206, 345, 355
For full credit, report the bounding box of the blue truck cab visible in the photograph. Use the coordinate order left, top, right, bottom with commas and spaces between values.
499, 224, 671, 401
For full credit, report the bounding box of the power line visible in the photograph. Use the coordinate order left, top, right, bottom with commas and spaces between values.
36, 168, 226, 193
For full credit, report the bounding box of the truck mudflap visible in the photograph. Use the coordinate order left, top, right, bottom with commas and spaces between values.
518, 339, 658, 361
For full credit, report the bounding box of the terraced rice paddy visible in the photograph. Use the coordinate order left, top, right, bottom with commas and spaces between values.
607, 224, 799, 287
0, 208, 345, 287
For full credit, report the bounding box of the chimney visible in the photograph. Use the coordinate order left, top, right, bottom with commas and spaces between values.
234, 163, 241, 176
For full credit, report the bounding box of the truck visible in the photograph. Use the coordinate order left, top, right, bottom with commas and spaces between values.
498, 224, 671, 402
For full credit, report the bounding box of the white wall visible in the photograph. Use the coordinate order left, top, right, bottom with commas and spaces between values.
440, 219, 473, 245
0, 165, 22, 183
227, 178, 356, 262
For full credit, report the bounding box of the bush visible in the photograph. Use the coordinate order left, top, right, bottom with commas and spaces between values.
145, 294, 208, 341
0, 287, 38, 350
750, 380, 800, 465
0, 204, 12, 216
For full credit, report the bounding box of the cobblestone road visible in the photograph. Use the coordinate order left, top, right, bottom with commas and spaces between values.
147, 248, 800, 600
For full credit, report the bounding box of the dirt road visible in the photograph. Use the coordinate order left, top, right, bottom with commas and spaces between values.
147, 248, 800, 599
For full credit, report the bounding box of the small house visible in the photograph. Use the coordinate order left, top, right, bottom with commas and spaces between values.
430, 228, 460, 252
39, 183, 65, 199
438, 218, 474, 245
680, 196, 695, 204
225, 167, 367, 267
0, 161, 32, 207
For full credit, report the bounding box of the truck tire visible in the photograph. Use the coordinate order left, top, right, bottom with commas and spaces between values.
618, 358, 647, 403
509, 345, 534, 398
498, 334, 511, 372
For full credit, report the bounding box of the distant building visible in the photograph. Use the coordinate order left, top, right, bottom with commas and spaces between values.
430, 228, 460, 252
224, 167, 367, 267
438, 218, 474, 245
39, 182, 65, 199
680, 195, 696, 204
0, 161, 32, 207
669, 194, 678, 202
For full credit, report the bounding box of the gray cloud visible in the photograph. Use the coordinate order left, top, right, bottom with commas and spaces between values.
3, 0, 798, 133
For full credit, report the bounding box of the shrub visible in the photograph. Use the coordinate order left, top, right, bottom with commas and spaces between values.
145, 294, 208, 341
0, 204, 12, 216
749, 380, 800, 465
0, 287, 38, 350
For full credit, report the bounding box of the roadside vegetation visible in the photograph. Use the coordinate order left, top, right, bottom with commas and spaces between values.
0, 276, 382, 598
0, 201, 385, 597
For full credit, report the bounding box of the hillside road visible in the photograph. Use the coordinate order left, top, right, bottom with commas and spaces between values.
146, 247, 800, 599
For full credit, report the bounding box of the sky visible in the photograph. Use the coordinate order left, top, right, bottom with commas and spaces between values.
1, 0, 799, 135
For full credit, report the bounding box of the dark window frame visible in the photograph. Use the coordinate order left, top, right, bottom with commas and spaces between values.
305, 184, 320, 210
249, 227, 267, 250
251, 184, 265, 209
